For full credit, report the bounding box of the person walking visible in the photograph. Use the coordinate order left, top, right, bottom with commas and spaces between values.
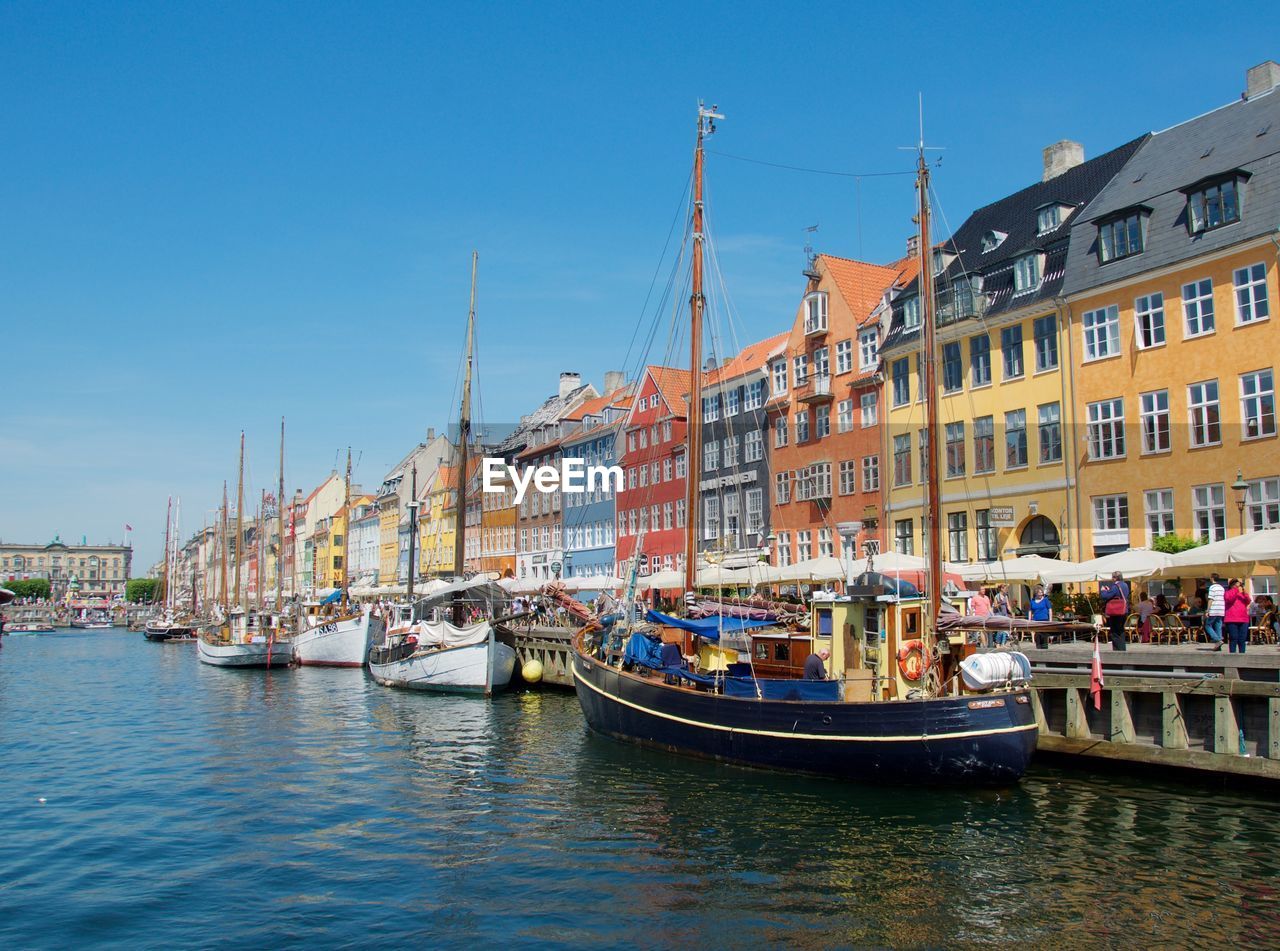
1029, 584, 1053, 649
992, 584, 1012, 646
1205, 574, 1226, 650
1224, 579, 1251, 654
1100, 571, 1131, 651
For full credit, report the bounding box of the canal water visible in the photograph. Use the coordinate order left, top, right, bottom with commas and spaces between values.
2, 630, 1278, 948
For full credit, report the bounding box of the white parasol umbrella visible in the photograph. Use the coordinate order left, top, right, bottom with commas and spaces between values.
637, 569, 686, 591
1161, 528, 1280, 575
955, 554, 1069, 585
1041, 548, 1171, 584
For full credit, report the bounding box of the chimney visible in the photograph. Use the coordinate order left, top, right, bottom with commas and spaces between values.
603, 370, 625, 395
905, 234, 920, 259
1246, 60, 1280, 98
426, 427, 435, 441
1043, 140, 1085, 181
559, 371, 581, 399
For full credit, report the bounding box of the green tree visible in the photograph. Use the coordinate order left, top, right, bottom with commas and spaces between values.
126, 578, 160, 603
2, 578, 51, 600
1151, 533, 1205, 554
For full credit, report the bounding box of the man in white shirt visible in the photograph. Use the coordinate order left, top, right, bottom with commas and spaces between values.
1205, 574, 1225, 650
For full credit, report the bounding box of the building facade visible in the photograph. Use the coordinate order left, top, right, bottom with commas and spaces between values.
0, 537, 132, 598
562, 385, 632, 583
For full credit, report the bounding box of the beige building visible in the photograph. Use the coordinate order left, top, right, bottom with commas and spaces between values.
1, 536, 132, 598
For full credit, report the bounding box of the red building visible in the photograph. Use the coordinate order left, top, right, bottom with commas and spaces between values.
615, 366, 690, 582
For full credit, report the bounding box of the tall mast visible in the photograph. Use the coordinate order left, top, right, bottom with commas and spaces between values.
916, 144, 943, 630
343, 447, 352, 609
277, 418, 286, 613
452, 250, 477, 626
683, 103, 720, 593
220, 481, 229, 608
234, 431, 245, 611
258, 490, 267, 612
161, 496, 172, 613
407, 463, 418, 602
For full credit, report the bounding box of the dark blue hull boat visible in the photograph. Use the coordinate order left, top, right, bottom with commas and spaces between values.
572, 648, 1037, 785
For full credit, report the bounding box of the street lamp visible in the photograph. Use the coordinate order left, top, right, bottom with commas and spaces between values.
1232, 469, 1250, 535
760, 531, 777, 564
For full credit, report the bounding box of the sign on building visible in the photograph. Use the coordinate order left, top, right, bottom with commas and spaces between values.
989, 505, 1016, 526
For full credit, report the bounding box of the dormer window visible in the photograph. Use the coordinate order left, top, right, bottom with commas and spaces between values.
1036, 202, 1072, 235
803, 292, 828, 334
1097, 209, 1147, 264
903, 296, 921, 330
931, 248, 956, 276
1013, 253, 1043, 294
1185, 174, 1243, 234
980, 231, 1007, 253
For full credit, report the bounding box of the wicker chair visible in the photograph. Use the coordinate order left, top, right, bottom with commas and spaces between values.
1148, 614, 1167, 645
1252, 610, 1278, 646
1161, 614, 1187, 645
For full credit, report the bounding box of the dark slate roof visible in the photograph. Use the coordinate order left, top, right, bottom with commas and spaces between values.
881, 135, 1148, 354
1062, 88, 1280, 294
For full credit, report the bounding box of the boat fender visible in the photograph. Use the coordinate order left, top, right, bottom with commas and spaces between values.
896, 639, 931, 681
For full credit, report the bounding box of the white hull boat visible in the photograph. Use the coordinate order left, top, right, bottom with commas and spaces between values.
197, 632, 293, 668
294, 610, 383, 667
368, 621, 516, 695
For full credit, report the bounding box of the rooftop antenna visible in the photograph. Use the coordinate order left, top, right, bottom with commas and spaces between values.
803, 224, 820, 276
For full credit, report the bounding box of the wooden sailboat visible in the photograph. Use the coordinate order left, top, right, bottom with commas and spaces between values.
368, 251, 517, 695
295, 440, 384, 666
145, 496, 196, 641
198, 431, 293, 668
566, 105, 1038, 784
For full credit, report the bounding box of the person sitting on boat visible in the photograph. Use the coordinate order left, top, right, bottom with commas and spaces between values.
803, 647, 830, 681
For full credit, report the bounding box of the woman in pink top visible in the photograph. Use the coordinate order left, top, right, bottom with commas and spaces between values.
1223, 579, 1251, 654
970, 589, 992, 616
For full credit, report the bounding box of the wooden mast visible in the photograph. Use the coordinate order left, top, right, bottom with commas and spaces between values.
916, 145, 943, 632
683, 104, 719, 594
160, 496, 172, 613
234, 431, 245, 612
220, 481, 229, 610
452, 250, 477, 626
342, 448, 352, 609
277, 418, 285, 613
258, 489, 267, 612
406, 463, 418, 601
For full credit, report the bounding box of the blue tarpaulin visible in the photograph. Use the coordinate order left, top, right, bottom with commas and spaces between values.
320, 590, 342, 605
722, 677, 841, 701
622, 631, 665, 669
644, 610, 775, 643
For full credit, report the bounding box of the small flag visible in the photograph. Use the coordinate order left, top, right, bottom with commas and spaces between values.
1090, 637, 1105, 710
125, 524, 133, 532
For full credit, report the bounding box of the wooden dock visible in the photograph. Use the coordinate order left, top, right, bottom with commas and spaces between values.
510, 624, 577, 689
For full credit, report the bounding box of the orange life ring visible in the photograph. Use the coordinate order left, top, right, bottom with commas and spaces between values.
897, 639, 931, 681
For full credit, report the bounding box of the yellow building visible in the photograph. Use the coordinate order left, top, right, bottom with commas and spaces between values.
419, 465, 457, 578
1062, 71, 1280, 563
880, 137, 1146, 564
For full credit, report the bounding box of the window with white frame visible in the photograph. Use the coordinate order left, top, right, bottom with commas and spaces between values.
1186, 177, 1240, 234
945, 421, 965, 478
663, 458, 672, 481
1037, 204, 1063, 234
858, 329, 878, 370
797, 530, 812, 561
1182, 278, 1215, 337
723, 493, 740, 539
793, 353, 809, 387
663, 502, 673, 530
1087, 398, 1125, 459
862, 455, 879, 492
1144, 489, 1175, 542
818, 527, 834, 557
1139, 390, 1170, 454
814, 409, 830, 439
703, 440, 719, 471
723, 435, 739, 467
795, 410, 809, 442
974, 416, 995, 473
743, 381, 765, 411
839, 459, 857, 495
836, 339, 853, 374
804, 292, 828, 334
662, 420, 672, 441
703, 395, 719, 422
1134, 292, 1165, 349
776, 531, 791, 566
1188, 380, 1221, 447
1241, 369, 1276, 439
745, 489, 763, 534
638, 464, 647, 487
860, 392, 878, 428
1001, 325, 1024, 379
970, 333, 991, 386
948, 512, 969, 562
774, 414, 788, 447
725, 388, 740, 417
675, 453, 686, 478
837, 399, 853, 433
1092, 494, 1129, 545
1193, 483, 1226, 541
942, 342, 962, 392
1082, 305, 1121, 360
1234, 263, 1269, 324
1246, 477, 1280, 531
1005, 409, 1027, 469
894, 519, 914, 555
903, 297, 921, 330
676, 498, 686, 527
813, 346, 829, 379
775, 470, 790, 504
627, 467, 637, 489
771, 361, 788, 395
1033, 314, 1058, 372
1038, 402, 1062, 463
893, 433, 912, 486
981, 230, 1006, 252
744, 430, 763, 462
1013, 253, 1042, 294
703, 496, 719, 541
975, 509, 996, 561
1097, 211, 1144, 263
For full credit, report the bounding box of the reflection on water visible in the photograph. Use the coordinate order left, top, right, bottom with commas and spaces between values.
1, 631, 1278, 947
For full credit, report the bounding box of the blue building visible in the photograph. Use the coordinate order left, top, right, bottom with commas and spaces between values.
561, 385, 632, 590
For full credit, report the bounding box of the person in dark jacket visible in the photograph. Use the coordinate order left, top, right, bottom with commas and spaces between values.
1099, 572, 1131, 651
803, 647, 830, 680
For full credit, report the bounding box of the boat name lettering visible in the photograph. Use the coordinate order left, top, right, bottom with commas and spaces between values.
967, 698, 1007, 709
482, 457, 623, 505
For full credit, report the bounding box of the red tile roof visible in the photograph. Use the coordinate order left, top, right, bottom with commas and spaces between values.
705, 332, 789, 385
819, 254, 906, 321
648, 366, 693, 416
565, 384, 634, 421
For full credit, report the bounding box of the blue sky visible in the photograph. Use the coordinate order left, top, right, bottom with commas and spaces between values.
3, 1, 1277, 569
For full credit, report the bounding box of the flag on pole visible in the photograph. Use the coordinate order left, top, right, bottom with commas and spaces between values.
1090, 637, 1105, 710
125, 524, 133, 532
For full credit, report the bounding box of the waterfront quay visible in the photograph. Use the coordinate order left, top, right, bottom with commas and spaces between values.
3, 629, 1279, 948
